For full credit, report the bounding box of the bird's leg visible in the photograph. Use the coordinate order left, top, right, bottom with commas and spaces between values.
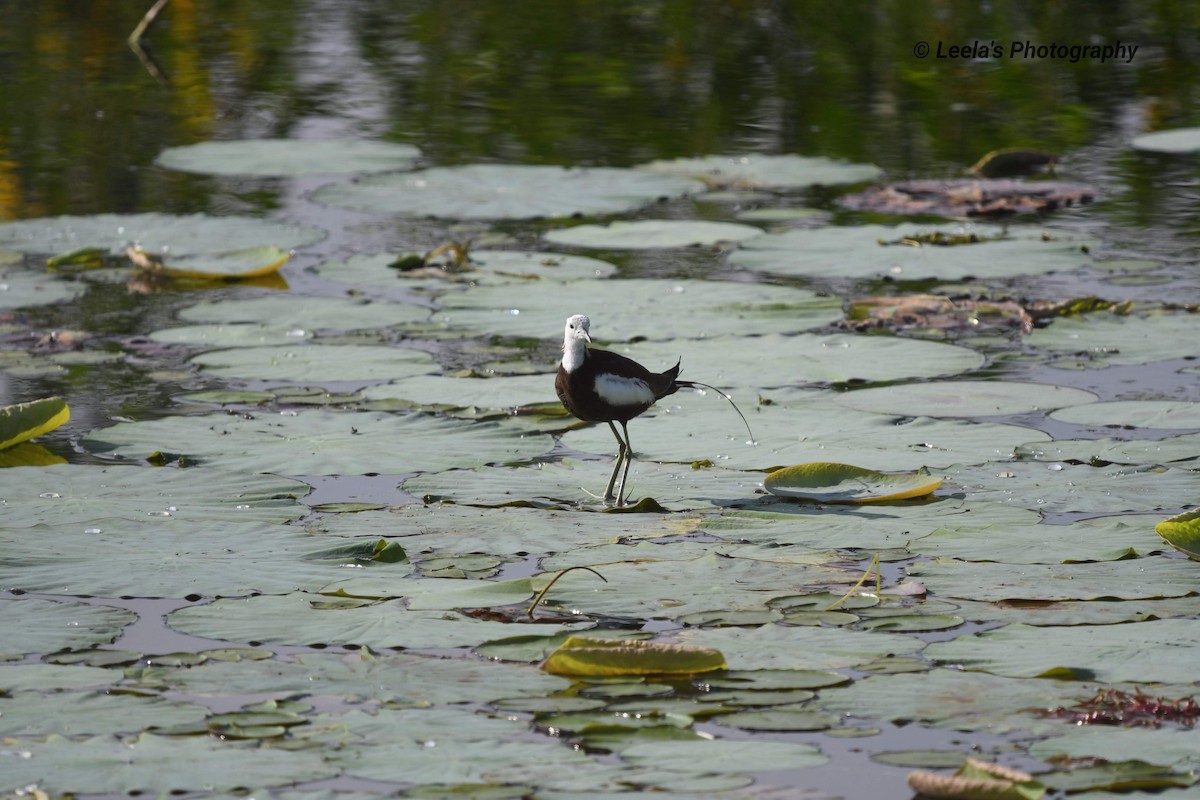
615, 421, 634, 507
603, 421, 628, 503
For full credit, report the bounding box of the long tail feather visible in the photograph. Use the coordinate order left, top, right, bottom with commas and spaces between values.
677, 380, 756, 445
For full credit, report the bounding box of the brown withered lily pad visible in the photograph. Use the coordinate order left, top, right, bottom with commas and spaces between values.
838, 294, 1034, 335
839, 179, 1099, 218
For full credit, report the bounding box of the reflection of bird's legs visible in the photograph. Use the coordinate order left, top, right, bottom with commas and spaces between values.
604, 421, 629, 505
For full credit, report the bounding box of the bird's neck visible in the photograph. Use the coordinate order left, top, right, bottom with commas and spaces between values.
561, 340, 588, 373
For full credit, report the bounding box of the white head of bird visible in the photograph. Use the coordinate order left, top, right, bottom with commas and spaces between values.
561, 314, 591, 372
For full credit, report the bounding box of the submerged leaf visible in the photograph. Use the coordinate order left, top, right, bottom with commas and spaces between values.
0, 396, 69, 451
763, 463, 942, 502
541, 636, 727, 677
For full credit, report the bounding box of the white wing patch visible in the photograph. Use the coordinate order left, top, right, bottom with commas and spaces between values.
594, 373, 654, 407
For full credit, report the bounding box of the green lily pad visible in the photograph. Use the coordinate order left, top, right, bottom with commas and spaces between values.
306, 504, 702, 561
763, 463, 942, 502
0, 691, 208, 737
191, 342, 436, 383
728, 224, 1098, 281
0, 467, 330, 596
820, 669, 1097, 735
361, 372, 555, 411
529, 553, 852, 621
608, 334, 985, 387
432, 278, 842, 340
311, 164, 702, 219
636, 153, 882, 189
1049, 400, 1200, 429
836, 381, 1097, 418
1039, 760, 1197, 794
1027, 311, 1200, 367
909, 557, 1200, 603
541, 637, 727, 677
137, 649, 569, 706
0, 213, 326, 257
620, 738, 826, 772
1156, 508, 1200, 559
711, 707, 840, 731
1015, 433, 1200, 466
1130, 127, 1200, 154
674, 624, 924, 671
701, 499, 1040, 550
0, 396, 69, 451
0, 268, 87, 309
404, 459, 762, 511
156, 138, 421, 176
1, 733, 336, 794
1030, 727, 1200, 771
925, 619, 1200, 683
0, 598, 135, 661
542, 219, 763, 250
910, 514, 1157, 564
82, 411, 551, 476
313, 250, 619, 293
562, 392, 1045, 472
129, 244, 291, 279
168, 593, 584, 650
939, 461, 1200, 514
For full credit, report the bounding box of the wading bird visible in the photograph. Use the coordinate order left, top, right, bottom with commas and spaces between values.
555, 314, 750, 506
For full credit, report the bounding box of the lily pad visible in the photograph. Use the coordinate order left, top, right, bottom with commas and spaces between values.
1026, 311, 1200, 367
0, 213, 326, 257
313, 250, 619, 293
939, 462, 1200, 514
541, 637, 727, 677
1030, 727, 1200, 771
909, 557, 1200, 603
176, 292, 430, 332
82, 410, 551, 476
820, 669, 1097, 735
0, 268, 87, 309
605, 334, 986, 387
168, 593, 583, 650
128, 245, 291, 280
0, 396, 69, 451
1049, 400, 1200, 429
673, 624, 924, 671
361, 373, 556, 411
156, 138, 422, 176
191, 342, 436, 383
0, 467, 325, 596
728, 224, 1098, 281
1155, 508, 1200, 560
136, 649, 569, 706
910, 514, 1158, 564
1, 733, 336, 794
543, 219, 763, 250
311, 164, 702, 219
431, 278, 842, 340
763, 463, 942, 502
404, 459, 763, 511
0, 691, 208, 737
836, 381, 1097, 418
636, 153, 882, 189
620, 739, 827, 772
1130, 127, 1200, 154
1014, 433, 1200, 466
562, 393, 1045, 472
925, 619, 1200, 683
0, 598, 135, 661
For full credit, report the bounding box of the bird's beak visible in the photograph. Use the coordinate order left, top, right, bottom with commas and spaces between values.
581, 330, 592, 343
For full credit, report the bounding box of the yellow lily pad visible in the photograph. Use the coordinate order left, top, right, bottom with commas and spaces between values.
541, 636, 726, 677
1155, 508, 1200, 560
0, 396, 70, 451
763, 462, 942, 503
126, 245, 291, 280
